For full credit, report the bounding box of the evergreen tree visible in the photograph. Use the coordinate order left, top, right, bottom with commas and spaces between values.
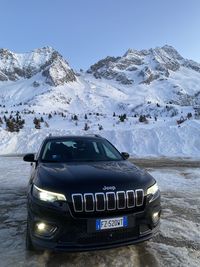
98, 124, 103, 130
139, 115, 147, 122
6, 119, 15, 132
84, 123, 90, 131
71, 114, 78, 121
33, 117, 41, 129
119, 114, 127, 122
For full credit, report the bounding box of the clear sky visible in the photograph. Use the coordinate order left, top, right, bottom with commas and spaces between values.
1, 0, 200, 69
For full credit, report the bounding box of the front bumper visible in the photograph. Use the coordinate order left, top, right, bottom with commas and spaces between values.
27, 192, 161, 251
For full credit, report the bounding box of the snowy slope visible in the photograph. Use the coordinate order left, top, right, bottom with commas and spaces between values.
0, 45, 200, 156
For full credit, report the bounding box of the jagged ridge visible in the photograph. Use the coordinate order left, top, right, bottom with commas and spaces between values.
0, 46, 76, 86
87, 45, 200, 85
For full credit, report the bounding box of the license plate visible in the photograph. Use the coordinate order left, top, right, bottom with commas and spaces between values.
96, 216, 128, 230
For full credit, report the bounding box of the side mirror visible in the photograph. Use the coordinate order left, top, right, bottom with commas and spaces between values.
121, 152, 130, 160
23, 153, 36, 162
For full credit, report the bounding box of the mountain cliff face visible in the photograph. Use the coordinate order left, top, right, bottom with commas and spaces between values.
0, 45, 200, 111
87, 45, 200, 85
0, 46, 76, 86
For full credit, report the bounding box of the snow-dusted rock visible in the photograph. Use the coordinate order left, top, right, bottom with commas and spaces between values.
0, 47, 76, 86
87, 45, 200, 86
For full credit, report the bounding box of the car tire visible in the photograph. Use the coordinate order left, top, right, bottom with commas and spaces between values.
26, 222, 34, 251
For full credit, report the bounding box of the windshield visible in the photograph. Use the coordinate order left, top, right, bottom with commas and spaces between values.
40, 138, 123, 162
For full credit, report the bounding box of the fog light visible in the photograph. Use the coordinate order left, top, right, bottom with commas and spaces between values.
35, 222, 57, 237
152, 211, 160, 224
37, 222, 46, 231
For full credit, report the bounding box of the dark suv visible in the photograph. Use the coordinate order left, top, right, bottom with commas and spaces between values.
24, 135, 161, 251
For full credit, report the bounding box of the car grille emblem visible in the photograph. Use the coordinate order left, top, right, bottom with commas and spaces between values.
102, 186, 116, 191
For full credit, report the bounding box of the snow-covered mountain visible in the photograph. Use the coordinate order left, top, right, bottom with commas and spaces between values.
1, 45, 200, 112
87, 45, 200, 107
0, 46, 76, 86
88, 45, 186, 84
0, 45, 200, 156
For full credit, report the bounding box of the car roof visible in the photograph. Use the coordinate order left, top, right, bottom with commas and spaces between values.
44, 134, 104, 141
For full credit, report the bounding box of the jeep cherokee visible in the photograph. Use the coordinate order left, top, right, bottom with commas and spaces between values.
23, 135, 161, 251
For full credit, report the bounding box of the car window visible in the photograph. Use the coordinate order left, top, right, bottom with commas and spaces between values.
41, 138, 123, 162
102, 143, 118, 159
92, 142, 100, 154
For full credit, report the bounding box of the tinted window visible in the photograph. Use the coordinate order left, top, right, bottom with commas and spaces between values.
41, 138, 123, 162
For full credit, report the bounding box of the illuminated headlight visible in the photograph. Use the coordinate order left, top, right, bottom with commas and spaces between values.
32, 184, 66, 202
147, 183, 159, 195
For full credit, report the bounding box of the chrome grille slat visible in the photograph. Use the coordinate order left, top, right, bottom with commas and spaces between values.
84, 193, 95, 212
72, 189, 144, 213
106, 192, 116, 210
95, 193, 106, 211
72, 194, 83, 212
126, 190, 135, 208
116, 191, 126, 209
135, 189, 144, 207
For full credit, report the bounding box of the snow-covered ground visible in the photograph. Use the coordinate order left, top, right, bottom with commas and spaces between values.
0, 72, 199, 158
0, 110, 200, 157
0, 157, 199, 267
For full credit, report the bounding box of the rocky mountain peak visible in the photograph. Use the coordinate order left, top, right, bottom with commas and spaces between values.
158, 45, 183, 60
0, 47, 76, 86
123, 48, 149, 57
0, 48, 13, 57
88, 45, 199, 85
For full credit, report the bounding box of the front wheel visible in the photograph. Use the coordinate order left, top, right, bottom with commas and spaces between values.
26, 222, 34, 251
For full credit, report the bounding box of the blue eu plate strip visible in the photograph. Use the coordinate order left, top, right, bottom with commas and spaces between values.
123, 216, 128, 227
96, 219, 101, 230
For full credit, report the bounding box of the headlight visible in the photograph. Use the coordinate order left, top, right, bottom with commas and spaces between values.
147, 182, 159, 195
32, 184, 66, 202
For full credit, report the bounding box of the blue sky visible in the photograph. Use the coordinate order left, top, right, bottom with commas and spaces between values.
1, 0, 200, 69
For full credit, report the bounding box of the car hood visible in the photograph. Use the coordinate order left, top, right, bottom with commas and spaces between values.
34, 160, 155, 197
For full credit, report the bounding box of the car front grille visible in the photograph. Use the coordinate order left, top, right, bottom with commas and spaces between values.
71, 190, 144, 213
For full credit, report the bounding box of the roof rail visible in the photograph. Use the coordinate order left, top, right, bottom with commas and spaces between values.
85, 134, 102, 138
94, 134, 102, 138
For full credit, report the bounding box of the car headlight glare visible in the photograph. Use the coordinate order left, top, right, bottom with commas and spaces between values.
147, 182, 159, 195
33, 184, 66, 202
